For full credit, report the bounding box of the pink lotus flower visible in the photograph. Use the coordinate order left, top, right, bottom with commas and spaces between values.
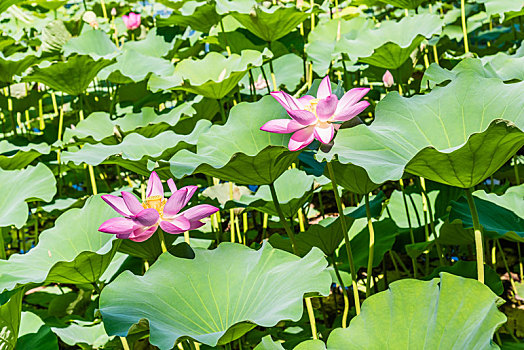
99, 171, 219, 242
122, 12, 141, 30
383, 70, 394, 88
261, 76, 370, 151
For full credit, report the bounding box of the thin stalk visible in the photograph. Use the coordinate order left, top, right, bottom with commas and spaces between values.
419, 177, 446, 265
518, 243, 523, 282
304, 298, 318, 339
229, 182, 236, 243
460, 0, 469, 53
120, 337, 130, 350
0, 227, 7, 259
514, 155, 520, 185
364, 194, 375, 297
318, 191, 325, 219
219, 18, 231, 56
269, 182, 298, 255
158, 230, 168, 254
217, 99, 226, 123
399, 179, 418, 277
465, 188, 484, 283
267, 42, 278, 90
327, 162, 361, 314
330, 255, 350, 328
259, 66, 272, 94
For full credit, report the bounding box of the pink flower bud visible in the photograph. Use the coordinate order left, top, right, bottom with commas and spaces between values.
111, 8, 116, 17
382, 70, 394, 88
122, 12, 141, 30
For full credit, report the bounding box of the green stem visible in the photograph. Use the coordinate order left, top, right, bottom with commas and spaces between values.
269, 182, 298, 255
259, 66, 272, 94
399, 179, 418, 278
496, 239, 517, 292
460, 0, 469, 53
158, 229, 167, 254
0, 227, 7, 259
419, 178, 446, 266
364, 193, 375, 297
217, 99, 226, 123
326, 162, 361, 314
465, 188, 484, 283
514, 155, 520, 185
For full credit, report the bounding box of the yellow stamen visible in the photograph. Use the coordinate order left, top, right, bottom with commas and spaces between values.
143, 195, 166, 216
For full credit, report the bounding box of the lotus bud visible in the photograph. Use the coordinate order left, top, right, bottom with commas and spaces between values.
111, 7, 116, 17
382, 70, 394, 88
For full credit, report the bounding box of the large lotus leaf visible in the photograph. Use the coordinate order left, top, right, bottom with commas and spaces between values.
149, 50, 269, 99
378, 0, 424, 9
40, 20, 72, 53
169, 96, 298, 185
0, 141, 50, 169
63, 103, 196, 142
101, 49, 174, 84
448, 187, 524, 242
0, 164, 56, 229
482, 51, 524, 82
334, 14, 443, 69
269, 192, 386, 257
326, 162, 381, 195
17, 312, 58, 350
100, 243, 331, 348
232, 6, 309, 42
326, 273, 506, 349
0, 52, 38, 83
255, 336, 326, 350
319, 70, 524, 188
0, 196, 119, 292
22, 55, 114, 96
215, 0, 255, 15
62, 120, 210, 176
226, 168, 314, 218
63, 29, 118, 60
0, 289, 24, 350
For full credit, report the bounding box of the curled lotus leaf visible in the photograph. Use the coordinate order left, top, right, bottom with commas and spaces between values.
99, 242, 331, 348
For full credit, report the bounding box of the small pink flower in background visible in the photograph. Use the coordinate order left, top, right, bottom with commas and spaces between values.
99, 171, 219, 242
122, 12, 141, 30
382, 70, 394, 88
261, 76, 370, 151
254, 74, 268, 91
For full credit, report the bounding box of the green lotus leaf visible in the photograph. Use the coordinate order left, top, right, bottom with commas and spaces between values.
0, 289, 24, 350
215, 0, 255, 15
319, 70, 524, 188
0, 140, 50, 170
100, 243, 331, 348
157, 2, 221, 32
0, 51, 38, 83
51, 321, 112, 348
62, 120, 210, 176
63, 103, 196, 143
448, 186, 524, 242
0, 0, 22, 13
0, 164, 56, 229
22, 55, 114, 96
254, 335, 285, 350
482, 50, 524, 82
63, 29, 119, 60
333, 14, 443, 69
226, 168, 314, 218
169, 96, 298, 185
149, 49, 270, 99
269, 192, 386, 257
425, 261, 503, 295
101, 49, 174, 84
17, 312, 58, 350
31, 0, 68, 10
255, 336, 326, 350
232, 6, 309, 42
0, 195, 119, 292
326, 273, 506, 349
326, 162, 381, 195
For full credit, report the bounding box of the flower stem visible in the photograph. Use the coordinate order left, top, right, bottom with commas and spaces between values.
496, 239, 516, 292
158, 230, 168, 254
326, 162, 361, 314
268, 182, 298, 255
464, 188, 484, 283
364, 193, 375, 297
460, 0, 470, 54
399, 179, 418, 278
0, 227, 7, 259
217, 99, 226, 123
330, 255, 350, 328
305, 298, 318, 339
419, 177, 446, 265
